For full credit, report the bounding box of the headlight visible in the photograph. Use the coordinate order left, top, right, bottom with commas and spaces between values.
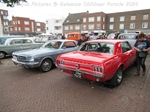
29, 57, 34, 61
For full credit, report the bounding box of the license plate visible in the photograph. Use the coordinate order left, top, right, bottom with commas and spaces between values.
74, 71, 82, 79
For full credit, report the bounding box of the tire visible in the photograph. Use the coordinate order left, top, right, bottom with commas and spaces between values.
0, 52, 6, 59
109, 67, 123, 87
39, 59, 52, 72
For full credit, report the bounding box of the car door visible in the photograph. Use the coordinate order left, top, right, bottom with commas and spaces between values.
121, 41, 135, 68
6, 39, 23, 55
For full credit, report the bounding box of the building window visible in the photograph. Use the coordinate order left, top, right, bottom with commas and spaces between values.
109, 24, 114, 29
103, 24, 105, 29
10, 28, 12, 31
83, 18, 86, 23
46, 27, 48, 30
97, 24, 100, 29
70, 25, 73, 30
88, 24, 94, 29
3, 16, 7, 19
77, 19, 80, 22
131, 15, 136, 20
24, 21, 29, 25
18, 27, 21, 31
66, 20, 69, 23
130, 23, 135, 29
83, 25, 86, 30
1, 11, 3, 14
97, 16, 101, 21
5, 12, 7, 15
15, 27, 17, 31
25, 27, 30, 31
119, 24, 124, 29
37, 23, 41, 26
13, 21, 15, 25
46, 20, 48, 24
142, 22, 148, 28
103, 17, 105, 22
37, 28, 41, 32
88, 17, 94, 22
110, 17, 114, 22
120, 16, 125, 21
75, 25, 80, 30
64, 26, 69, 30
143, 14, 149, 20
18, 20, 20, 24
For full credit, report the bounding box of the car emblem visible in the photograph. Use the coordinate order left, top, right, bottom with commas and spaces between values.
76, 64, 79, 69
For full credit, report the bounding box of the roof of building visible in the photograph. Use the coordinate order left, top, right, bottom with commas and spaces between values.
63, 12, 86, 25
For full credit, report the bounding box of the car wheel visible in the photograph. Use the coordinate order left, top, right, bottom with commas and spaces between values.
39, 59, 52, 72
0, 52, 6, 59
109, 67, 123, 87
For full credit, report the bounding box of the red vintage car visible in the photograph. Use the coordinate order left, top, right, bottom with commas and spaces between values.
55, 40, 136, 87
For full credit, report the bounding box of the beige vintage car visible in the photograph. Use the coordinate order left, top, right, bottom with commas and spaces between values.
0, 38, 43, 59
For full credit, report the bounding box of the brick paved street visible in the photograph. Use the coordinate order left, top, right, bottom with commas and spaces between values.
0, 56, 150, 112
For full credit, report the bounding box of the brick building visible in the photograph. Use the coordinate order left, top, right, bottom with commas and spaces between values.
9, 16, 45, 35
0, 9, 9, 35
63, 9, 150, 35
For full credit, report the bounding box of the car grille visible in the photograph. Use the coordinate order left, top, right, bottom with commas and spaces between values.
17, 56, 26, 61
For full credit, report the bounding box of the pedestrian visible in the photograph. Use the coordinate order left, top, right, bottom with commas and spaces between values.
77, 34, 87, 48
134, 33, 150, 76
62, 34, 66, 39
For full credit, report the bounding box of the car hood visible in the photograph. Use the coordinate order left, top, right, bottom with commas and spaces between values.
13, 48, 57, 56
59, 51, 114, 64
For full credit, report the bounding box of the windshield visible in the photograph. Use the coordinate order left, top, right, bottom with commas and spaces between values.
79, 42, 114, 54
119, 34, 136, 39
42, 41, 62, 49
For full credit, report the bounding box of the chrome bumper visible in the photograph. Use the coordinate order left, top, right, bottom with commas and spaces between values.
56, 64, 104, 78
12, 58, 40, 68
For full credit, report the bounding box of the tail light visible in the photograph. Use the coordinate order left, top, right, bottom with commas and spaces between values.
93, 66, 103, 75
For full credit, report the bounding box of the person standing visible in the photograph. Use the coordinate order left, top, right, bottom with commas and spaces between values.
62, 34, 66, 39
134, 33, 150, 76
77, 34, 87, 48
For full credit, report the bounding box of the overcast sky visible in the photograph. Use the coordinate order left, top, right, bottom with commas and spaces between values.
0, 0, 149, 22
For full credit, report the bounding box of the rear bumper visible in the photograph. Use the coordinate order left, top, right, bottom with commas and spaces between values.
12, 58, 40, 68
56, 64, 104, 78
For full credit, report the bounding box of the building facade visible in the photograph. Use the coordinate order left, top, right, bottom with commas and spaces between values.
63, 9, 150, 35
106, 9, 150, 34
63, 12, 87, 34
46, 18, 64, 35
0, 9, 9, 35
0, 17, 3, 35
9, 16, 45, 35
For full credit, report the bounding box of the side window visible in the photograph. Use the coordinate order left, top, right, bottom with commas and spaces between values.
22, 39, 32, 44
63, 41, 76, 48
10, 39, 22, 45
121, 42, 132, 53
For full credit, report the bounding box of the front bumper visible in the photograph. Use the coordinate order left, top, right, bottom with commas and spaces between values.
12, 58, 40, 68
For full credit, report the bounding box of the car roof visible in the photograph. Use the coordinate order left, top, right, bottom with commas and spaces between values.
119, 33, 137, 35
87, 39, 128, 44
47, 39, 77, 42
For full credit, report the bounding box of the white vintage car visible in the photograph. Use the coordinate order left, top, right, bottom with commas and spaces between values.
0, 38, 43, 59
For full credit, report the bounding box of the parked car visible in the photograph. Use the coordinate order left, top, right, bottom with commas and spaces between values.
118, 33, 138, 47
12, 40, 78, 72
56, 39, 136, 87
0, 38, 43, 59
67, 32, 80, 41
0, 35, 25, 45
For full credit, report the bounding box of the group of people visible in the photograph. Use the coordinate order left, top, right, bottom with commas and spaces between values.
54, 34, 66, 40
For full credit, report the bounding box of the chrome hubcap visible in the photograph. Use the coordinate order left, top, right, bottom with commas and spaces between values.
0, 53, 4, 59
117, 70, 122, 83
42, 61, 51, 71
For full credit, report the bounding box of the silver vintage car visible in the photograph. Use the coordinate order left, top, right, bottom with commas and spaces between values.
0, 38, 43, 59
12, 40, 78, 72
